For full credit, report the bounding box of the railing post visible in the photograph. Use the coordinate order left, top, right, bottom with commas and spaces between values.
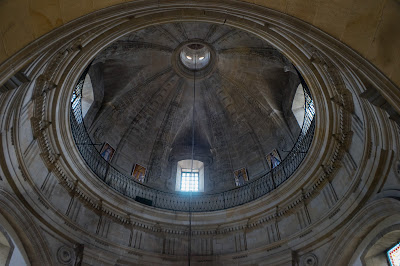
271, 170, 276, 189
223, 192, 226, 209
103, 163, 110, 182
154, 192, 157, 208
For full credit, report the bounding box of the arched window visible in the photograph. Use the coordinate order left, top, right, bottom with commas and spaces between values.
175, 160, 204, 192
292, 83, 305, 127
81, 74, 94, 118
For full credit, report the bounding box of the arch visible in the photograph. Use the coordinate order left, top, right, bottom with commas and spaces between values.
0, 1, 398, 91
292, 83, 305, 127
44, 3, 333, 215
0, 225, 14, 266
81, 73, 94, 118
360, 223, 400, 265
0, 1, 397, 264
0, 189, 52, 265
324, 198, 400, 265
7, 0, 365, 230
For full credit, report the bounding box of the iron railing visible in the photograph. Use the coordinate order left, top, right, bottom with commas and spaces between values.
70, 71, 315, 212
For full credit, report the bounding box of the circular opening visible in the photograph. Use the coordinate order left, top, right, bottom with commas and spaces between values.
68, 22, 316, 211
187, 43, 204, 50
179, 42, 211, 70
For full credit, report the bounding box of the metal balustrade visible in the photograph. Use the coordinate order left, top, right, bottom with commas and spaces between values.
70, 71, 315, 212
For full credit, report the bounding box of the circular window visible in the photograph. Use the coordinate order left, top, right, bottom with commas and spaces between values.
179, 42, 211, 70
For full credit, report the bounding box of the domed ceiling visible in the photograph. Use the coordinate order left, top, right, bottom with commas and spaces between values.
84, 22, 303, 192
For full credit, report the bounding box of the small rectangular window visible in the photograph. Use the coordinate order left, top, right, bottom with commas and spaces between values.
181, 171, 199, 192
176, 160, 204, 192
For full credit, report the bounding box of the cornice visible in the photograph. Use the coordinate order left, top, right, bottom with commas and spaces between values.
0, 0, 396, 260
26, 2, 353, 234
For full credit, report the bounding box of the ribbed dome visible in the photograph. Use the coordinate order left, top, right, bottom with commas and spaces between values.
85, 22, 303, 192
5, 1, 396, 264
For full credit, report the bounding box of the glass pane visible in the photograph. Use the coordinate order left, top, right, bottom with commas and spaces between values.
181, 172, 199, 191
388, 243, 400, 266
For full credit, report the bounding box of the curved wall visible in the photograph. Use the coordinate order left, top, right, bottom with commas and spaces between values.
0, 1, 399, 265
0, 0, 399, 90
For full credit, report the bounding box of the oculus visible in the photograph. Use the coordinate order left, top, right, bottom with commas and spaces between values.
179, 42, 211, 70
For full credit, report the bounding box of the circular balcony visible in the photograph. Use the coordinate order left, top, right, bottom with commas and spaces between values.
70, 67, 315, 212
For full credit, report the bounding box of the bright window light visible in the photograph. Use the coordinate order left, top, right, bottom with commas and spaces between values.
186, 55, 192, 60
180, 171, 199, 192
199, 56, 205, 60
388, 243, 400, 266
176, 160, 204, 192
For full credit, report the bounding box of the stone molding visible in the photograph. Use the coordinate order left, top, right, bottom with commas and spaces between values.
28, 1, 351, 231
0, 189, 53, 265
0, 0, 397, 262
0, 221, 15, 265
323, 198, 400, 266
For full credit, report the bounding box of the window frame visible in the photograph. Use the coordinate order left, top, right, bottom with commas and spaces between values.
175, 160, 204, 192
180, 170, 199, 192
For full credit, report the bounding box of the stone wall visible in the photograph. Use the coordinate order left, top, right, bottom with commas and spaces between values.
0, 1, 399, 265
0, 0, 399, 88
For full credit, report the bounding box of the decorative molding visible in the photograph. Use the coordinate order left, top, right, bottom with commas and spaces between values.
0, 71, 30, 93
299, 230, 313, 239
300, 253, 318, 266
57, 245, 75, 265
0, 189, 53, 265
328, 208, 341, 219
0, 0, 396, 262
28, 4, 350, 237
